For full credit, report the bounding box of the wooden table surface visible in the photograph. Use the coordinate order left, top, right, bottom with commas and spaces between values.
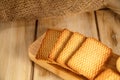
0, 10, 120, 80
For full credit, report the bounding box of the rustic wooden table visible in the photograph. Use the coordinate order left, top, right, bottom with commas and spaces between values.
0, 10, 120, 80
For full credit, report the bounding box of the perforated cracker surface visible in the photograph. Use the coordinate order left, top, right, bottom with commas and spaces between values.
49, 29, 72, 60
67, 38, 111, 79
36, 29, 61, 59
57, 32, 85, 65
95, 69, 120, 80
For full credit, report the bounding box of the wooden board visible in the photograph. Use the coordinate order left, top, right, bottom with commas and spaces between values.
29, 32, 120, 80
0, 21, 36, 80
33, 12, 98, 80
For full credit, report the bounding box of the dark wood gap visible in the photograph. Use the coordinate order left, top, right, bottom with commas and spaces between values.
94, 11, 101, 41
34, 20, 38, 41
99, 8, 109, 10
30, 62, 34, 80
31, 20, 38, 80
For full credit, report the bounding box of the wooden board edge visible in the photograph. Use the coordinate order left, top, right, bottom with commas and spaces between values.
28, 51, 85, 80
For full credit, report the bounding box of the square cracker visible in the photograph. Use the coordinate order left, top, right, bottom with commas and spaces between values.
48, 29, 72, 61
56, 32, 85, 65
95, 69, 120, 80
36, 29, 61, 59
67, 38, 112, 79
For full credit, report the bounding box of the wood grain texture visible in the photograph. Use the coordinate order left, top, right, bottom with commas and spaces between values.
96, 10, 120, 55
37, 12, 98, 38
0, 21, 36, 80
96, 10, 120, 72
34, 12, 98, 80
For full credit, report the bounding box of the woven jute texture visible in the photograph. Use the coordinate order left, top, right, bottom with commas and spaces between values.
0, 0, 104, 21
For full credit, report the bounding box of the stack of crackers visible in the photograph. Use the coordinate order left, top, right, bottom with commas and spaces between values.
36, 28, 120, 80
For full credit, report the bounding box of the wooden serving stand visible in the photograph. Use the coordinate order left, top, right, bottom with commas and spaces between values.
28, 33, 120, 80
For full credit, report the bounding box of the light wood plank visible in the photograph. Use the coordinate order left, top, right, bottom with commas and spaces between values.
96, 10, 120, 72
0, 21, 36, 80
37, 12, 98, 38
96, 10, 120, 55
34, 12, 98, 80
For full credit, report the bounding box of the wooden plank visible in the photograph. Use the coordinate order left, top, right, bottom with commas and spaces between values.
96, 10, 120, 55
0, 21, 36, 80
96, 10, 120, 72
37, 12, 98, 38
34, 12, 98, 80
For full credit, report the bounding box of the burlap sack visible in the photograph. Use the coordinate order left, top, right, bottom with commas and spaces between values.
0, 0, 120, 21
